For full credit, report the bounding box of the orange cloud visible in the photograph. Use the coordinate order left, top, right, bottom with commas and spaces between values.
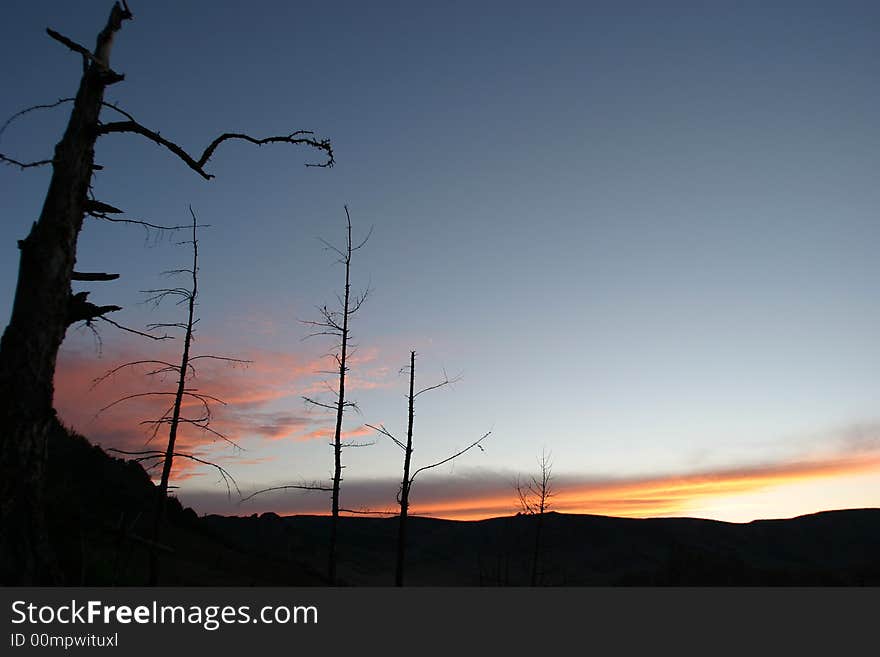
53, 342, 340, 480
407, 452, 880, 520
295, 424, 375, 442
53, 334, 400, 483
57, 347, 305, 424
212, 448, 880, 522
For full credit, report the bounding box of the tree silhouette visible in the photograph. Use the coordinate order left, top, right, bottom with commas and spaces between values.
241, 208, 371, 584
0, 2, 332, 583
516, 449, 554, 586
92, 208, 246, 584
301, 207, 371, 584
368, 350, 490, 586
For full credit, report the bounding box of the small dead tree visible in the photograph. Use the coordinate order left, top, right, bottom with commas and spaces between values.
299, 206, 371, 584
367, 351, 491, 586
516, 449, 554, 586
0, 2, 333, 583
239, 207, 371, 582
93, 209, 247, 584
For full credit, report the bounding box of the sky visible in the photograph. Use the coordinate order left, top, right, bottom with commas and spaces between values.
1, 0, 879, 523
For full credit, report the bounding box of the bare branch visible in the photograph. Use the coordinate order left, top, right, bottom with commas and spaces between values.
108, 449, 241, 499
410, 431, 492, 483
0, 11, 139, 172
339, 508, 397, 516
176, 454, 239, 498
0, 97, 74, 140
316, 236, 347, 260
239, 483, 333, 504
348, 288, 370, 315
302, 330, 342, 341
72, 271, 120, 282
140, 365, 181, 377
45, 28, 97, 68
96, 391, 179, 415
88, 211, 204, 232
188, 355, 252, 365
141, 287, 192, 307
351, 223, 374, 252
99, 100, 137, 123
96, 119, 334, 179
340, 440, 375, 449
98, 316, 172, 340
364, 423, 406, 450
145, 322, 188, 331
413, 373, 460, 399
180, 390, 227, 406
0, 153, 54, 170
96, 389, 220, 416
302, 396, 338, 412
0, 99, 148, 173
91, 359, 180, 389
181, 420, 242, 451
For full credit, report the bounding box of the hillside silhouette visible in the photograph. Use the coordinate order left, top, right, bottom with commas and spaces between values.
44, 421, 324, 585
205, 509, 880, 586
44, 424, 880, 585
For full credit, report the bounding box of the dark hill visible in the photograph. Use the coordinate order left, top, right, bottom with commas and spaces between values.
44, 419, 326, 585
41, 423, 880, 585
203, 508, 880, 585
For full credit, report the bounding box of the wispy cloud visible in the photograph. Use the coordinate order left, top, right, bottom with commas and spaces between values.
55, 338, 880, 521
295, 424, 375, 442
299, 346, 394, 396
54, 335, 398, 482
185, 435, 880, 521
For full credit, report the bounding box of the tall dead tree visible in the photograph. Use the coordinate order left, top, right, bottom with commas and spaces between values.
300, 206, 371, 584
368, 351, 491, 586
0, 2, 332, 584
92, 208, 245, 584
516, 449, 554, 586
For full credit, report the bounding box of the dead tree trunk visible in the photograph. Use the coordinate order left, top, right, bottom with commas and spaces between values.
516, 449, 554, 586
530, 504, 545, 586
92, 209, 247, 584
0, 2, 132, 584
328, 223, 351, 586
0, 2, 332, 584
395, 351, 417, 587
367, 354, 490, 586
148, 213, 198, 585
302, 207, 371, 584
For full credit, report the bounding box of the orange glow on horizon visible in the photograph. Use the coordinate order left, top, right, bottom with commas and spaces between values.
434, 453, 880, 521
260, 451, 880, 522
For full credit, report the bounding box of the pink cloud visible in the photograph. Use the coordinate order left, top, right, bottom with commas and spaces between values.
299, 346, 394, 395
52, 334, 403, 484
53, 342, 330, 478
295, 423, 375, 442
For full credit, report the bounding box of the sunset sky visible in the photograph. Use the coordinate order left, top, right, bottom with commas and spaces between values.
2, 0, 879, 523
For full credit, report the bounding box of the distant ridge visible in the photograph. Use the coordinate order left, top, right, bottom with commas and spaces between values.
42, 421, 880, 585
203, 507, 880, 585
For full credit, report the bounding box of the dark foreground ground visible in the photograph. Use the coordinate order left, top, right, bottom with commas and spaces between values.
45, 423, 880, 585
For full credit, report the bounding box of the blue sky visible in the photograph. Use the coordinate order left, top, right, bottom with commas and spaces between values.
2, 1, 879, 521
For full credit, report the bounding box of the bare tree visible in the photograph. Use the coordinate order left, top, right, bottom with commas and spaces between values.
367, 351, 491, 586
0, 2, 333, 583
296, 206, 371, 584
516, 449, 554, 586
92, 208, 246, 583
